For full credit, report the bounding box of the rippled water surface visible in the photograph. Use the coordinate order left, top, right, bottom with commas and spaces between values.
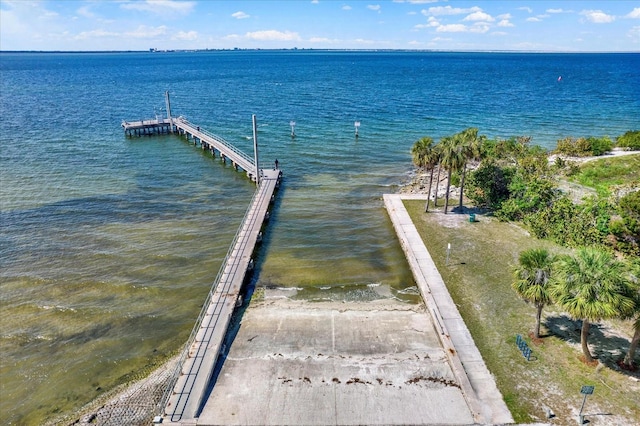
1, 51, 638, 424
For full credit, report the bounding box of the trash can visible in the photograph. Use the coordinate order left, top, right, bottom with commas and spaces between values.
469, 213, 476, 223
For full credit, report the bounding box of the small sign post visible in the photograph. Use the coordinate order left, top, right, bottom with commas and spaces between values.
577, 385, 594, 425
446, 243, 451, 265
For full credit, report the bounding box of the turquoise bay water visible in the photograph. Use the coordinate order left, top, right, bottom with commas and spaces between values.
1, 51, 639, 424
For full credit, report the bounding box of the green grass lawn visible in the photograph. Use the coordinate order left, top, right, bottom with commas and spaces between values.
569, 154, 640, 196
403, 200, 640, 425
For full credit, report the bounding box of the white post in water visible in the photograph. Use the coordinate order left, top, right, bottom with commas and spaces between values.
354, 121, 361, 138
165, 91, 173, 132
252, 114, 260, 185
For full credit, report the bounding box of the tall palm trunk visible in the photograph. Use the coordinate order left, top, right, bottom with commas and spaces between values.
623, 321, 639, 367
535, 303, 543, 339
458, 163, 467, 210
444, 169, 452, 214
581, 320, 594, 362
433, 165, 442, 209
424, 167, 435, 212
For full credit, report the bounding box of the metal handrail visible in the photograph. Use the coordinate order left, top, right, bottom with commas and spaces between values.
158, 183, 264, 418
174, 117, 255, 167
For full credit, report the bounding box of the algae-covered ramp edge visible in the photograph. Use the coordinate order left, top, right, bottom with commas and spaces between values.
383, 193, 514, 426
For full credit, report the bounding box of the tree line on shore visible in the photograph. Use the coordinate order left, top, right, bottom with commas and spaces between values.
411, 129, 639, 368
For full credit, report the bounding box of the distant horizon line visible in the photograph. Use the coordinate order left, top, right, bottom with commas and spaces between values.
1, 48, 639, 54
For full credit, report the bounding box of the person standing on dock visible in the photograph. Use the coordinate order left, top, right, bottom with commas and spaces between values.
274, 159, 279, 169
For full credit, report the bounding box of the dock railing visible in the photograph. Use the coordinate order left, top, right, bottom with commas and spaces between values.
174, 117, 255, 168
157, 183, 264, 418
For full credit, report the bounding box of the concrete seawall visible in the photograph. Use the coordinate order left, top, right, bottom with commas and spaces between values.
384, 194, 514, 425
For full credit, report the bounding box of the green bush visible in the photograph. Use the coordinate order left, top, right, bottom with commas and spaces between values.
465, 163, 514, 210
611, 190, 640, 256
616, 130, 640, 150
587, 136, 613, 156
554, 136, 612, 157
523, 196, 612, 248
496, 174, 558, 221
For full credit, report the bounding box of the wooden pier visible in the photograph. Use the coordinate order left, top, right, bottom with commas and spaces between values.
123, 98, 281, 424
122, 116, 260, 182
161, 167, 281, 424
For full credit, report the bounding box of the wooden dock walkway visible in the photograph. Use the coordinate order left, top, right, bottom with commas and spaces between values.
123, 104, 281, 424
161, 167, 281, 423
122, 116, 260, 182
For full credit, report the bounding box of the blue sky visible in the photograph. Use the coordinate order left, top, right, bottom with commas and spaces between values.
1, 1, 639, 51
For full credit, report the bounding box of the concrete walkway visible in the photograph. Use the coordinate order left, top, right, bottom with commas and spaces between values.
383, 194, 514, 425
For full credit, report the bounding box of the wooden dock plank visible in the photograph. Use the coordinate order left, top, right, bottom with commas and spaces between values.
163, 169, 281, 422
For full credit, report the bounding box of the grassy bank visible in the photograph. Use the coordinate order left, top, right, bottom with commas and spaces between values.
404, 200, 639, 425
569, 154, 640, 196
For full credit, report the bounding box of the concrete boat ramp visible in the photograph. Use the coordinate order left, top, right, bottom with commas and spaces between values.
159, 196, 513, 426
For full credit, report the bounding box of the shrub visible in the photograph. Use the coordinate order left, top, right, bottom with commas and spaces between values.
616, 130, 640, 150
524, 196, 612, 248
611, 190, 640, 256
554, 136, 612, 157
465, 162, 514, 210
496, 174, 558, 221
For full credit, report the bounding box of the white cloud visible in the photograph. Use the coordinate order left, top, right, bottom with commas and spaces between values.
581, 10, 615, 24
436, 24, 467, 33
342, 5, 352, 11
626, 8, 640, 19
414, 18, 438, 29
75, 29, 119, 40
470, 22, 490, 33
76, 6, 96, 19
174, 30, 197, 41
426, 6, 481, 16
126, 25, 168, 38
498, 19, 514, 28
309, 37, 340, 44
547, 9, 564, 14
628, 26, 640, 40
232, 11, 250, 19
463, 11, 494, 22
120, 0, 195, 16
518, 7, 533, 14
367, 5, 381, 12
526, 17, 541, 22
497, 13, 512, 20
245, 30, 301, 41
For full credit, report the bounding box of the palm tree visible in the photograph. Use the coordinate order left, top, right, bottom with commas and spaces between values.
410, 137, 439, 212
623, 314, 640, 368
551, 247, 636, 363
512, 248, 556, 338
623, 260, 640, 368
439, 134, 466, 214
432, 143, 444, 209
457, 128, 484, 210
422, 144, 442, 212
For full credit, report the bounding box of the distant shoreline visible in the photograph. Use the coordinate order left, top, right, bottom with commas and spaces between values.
2, 49, 639, 54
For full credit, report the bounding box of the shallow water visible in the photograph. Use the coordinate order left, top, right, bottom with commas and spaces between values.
1, 51, 638, 424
